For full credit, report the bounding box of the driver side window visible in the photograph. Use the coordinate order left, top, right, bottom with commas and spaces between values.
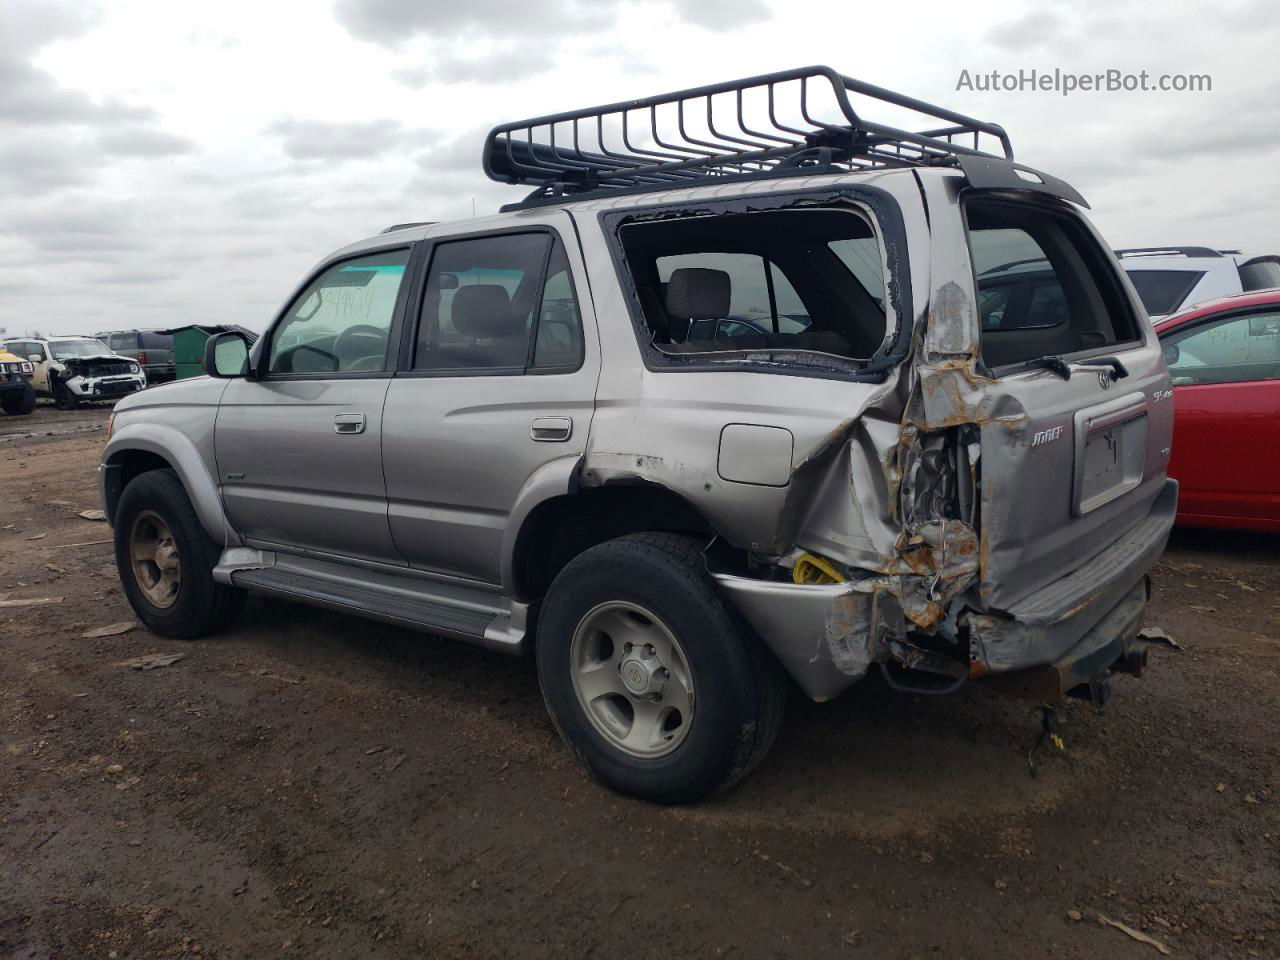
268, 248, 410, 375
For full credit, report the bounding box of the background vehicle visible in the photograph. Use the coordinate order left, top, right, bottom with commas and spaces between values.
1, 336, 146, 409
0, 346, 36, 416
99, 68, 1175, 802
1117, 246, 1280, 320
1156, 289, 1280, 531
96, 329, 176, 384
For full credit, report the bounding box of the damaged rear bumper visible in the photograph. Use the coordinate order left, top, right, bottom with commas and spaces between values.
714, 478, 1177, 702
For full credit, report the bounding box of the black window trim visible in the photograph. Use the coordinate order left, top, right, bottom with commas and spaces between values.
256, 242, 419, 383
394, 223, 587, 380
962, 192, 1146, 378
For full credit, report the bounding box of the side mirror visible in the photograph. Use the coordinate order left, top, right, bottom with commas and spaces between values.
27, 354, 41, 364
205, 331, 251, 379
1161, 342, 1180, 366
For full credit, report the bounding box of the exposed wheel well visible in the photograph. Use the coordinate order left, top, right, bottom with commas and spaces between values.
511, 485, 727, 603
104, 450, 175, 523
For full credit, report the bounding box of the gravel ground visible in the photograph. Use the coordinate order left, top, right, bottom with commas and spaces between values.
1, 407, 1277, 959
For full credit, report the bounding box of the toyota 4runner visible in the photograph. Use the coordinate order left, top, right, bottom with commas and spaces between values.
100, 68, 1177, 802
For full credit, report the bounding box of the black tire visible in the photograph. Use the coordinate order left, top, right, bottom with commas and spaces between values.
113, 469, 245, 639
53, 381, 79, 410
536, 532, 786, 803
0, 384, 35, 416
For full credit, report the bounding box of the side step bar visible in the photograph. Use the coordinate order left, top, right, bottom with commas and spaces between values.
217, 549, 528, 654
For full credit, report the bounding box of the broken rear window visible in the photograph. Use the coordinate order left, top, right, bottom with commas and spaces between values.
618, 208, 887, 363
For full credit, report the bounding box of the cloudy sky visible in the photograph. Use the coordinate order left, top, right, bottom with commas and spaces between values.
1, 0, 1274, 337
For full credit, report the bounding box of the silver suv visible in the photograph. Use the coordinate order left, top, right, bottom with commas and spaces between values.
100, 68, 1177, 802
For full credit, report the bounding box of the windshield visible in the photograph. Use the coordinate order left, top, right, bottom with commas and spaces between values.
49, 339, 112, 360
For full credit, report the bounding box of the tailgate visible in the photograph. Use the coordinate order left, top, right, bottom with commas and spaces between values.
965, 196, 1175, 610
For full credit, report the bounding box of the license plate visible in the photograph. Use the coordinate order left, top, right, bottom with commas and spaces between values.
1073, 403, 1148, 515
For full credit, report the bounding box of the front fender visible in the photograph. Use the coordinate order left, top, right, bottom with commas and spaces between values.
101, 422, 238, 546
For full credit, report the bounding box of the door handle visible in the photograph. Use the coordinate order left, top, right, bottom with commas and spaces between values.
333, 412, 366, 434
530, 417, 572, 442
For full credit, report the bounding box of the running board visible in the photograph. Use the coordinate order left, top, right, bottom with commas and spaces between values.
218, 550, 527, 654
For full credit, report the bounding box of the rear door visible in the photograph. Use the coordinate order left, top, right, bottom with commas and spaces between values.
381, 214, 598, 587
962, 196, 1173, 609
1162, 307, 1280, 523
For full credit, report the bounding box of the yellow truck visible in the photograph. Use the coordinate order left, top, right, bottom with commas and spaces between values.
0, 346, 36, 416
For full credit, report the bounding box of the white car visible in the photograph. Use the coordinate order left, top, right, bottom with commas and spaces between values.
1117, 246, 1280, 321
0, 336, 147, 409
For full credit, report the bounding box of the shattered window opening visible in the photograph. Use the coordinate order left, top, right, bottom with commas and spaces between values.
618, 208, 887, 365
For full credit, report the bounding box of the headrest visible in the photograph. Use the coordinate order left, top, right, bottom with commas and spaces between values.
451, 284, 524, 338
665, 268, 730, 320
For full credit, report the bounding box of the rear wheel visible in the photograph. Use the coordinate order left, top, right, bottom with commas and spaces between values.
114, 469, 244, 638
536, 532, 786, 803
0, 384, 35, 416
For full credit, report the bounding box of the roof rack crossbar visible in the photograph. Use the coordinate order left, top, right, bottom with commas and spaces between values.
483, 65, 1013, 204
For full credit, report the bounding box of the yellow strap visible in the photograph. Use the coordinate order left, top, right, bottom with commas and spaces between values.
792, 552, 846, 585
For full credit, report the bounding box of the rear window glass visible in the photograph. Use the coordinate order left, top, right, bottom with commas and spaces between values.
618, 208, 886, 363
1124, 269, 1204, 315
139, 332, 173, 349
967, 199, 1141, 369
1238, 258, 1280, 292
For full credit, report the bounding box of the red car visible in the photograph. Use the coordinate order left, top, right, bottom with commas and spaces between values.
1155, 289, 1280, 531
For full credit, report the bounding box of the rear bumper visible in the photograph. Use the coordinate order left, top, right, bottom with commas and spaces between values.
144, 365, 176, 383
715, 478, 1177, 702
964, 478, 1177, 677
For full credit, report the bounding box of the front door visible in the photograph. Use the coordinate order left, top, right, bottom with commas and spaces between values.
382, 218, 598, 587
216, 245, 414, 564
1163, 306, 1280, 524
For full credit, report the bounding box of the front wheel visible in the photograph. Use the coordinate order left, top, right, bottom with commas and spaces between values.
536, 533, 786, 803
53, 382, 79, 410
0, 384, 35, 416
113, 469, 245, 638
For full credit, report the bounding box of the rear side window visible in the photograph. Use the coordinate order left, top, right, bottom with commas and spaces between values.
414, 232, 583, 373
967, 199, 1141, 369
618, 208, 887, 362
1125, 269, 1204, 316
1164, 310, 1280, 385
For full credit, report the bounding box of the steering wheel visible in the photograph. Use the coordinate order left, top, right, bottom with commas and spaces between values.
332, 324, 388, 368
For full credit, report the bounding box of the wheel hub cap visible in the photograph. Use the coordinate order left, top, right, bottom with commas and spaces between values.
129, 510, 181, 610
619, 645, 667, 698
568, 601, 696, 759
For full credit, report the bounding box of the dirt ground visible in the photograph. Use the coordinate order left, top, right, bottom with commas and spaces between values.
1, 405, 1276, 960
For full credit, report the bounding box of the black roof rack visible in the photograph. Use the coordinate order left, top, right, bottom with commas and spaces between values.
380, 221, 436, 234
484, 66, 1031, 210
1114, 246, 1226, 259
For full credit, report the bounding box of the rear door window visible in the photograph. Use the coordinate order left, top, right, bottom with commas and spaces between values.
1125, 269, 1205, 315
967, 199, 1141, 369
414, 232, 584, 373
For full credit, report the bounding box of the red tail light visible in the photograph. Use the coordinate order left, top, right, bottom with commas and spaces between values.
138, 351, 147, 365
